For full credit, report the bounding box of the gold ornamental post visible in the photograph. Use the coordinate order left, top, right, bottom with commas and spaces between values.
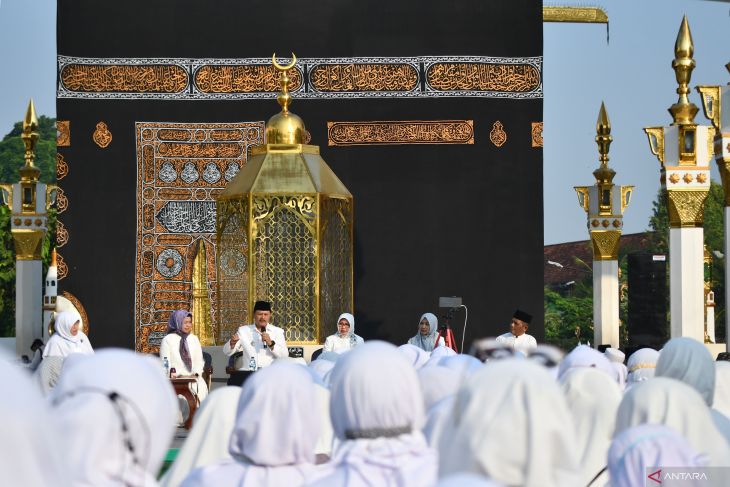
696, 62, 730, 349
574, 103, 633, 347
0, 100, 57, 356
216, 54, 354, 346
643, 17, 714, 341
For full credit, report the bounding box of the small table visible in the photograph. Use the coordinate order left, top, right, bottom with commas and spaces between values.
170, 377, 199, 430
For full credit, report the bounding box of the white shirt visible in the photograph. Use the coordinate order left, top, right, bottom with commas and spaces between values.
495, 332, 537, 355
323, 333, 364, 353
159, 333, 208, 401
222, 323, 288, 369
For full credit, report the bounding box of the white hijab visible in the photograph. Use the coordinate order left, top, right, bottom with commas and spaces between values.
430, 345, 457, 360
610, 362, 628, 391
654, 338, 730, 444
182, 362, 321, 486
338, 312, 356, 336
398, 343, 431, 370
318, 341, 437, 487
626, 348, 659, 385
714, 361, 730, 420
309, 358, 335, 386
417, 365, 460, 411
559, 368, 622, 486
614, 377, 730, 466
0, 355, 71, 486
558, 345, 617, 382
439, 359, 580, 487
44, 310, 94, 358
160, 386, 241, 487
408, 313, 440, 352
656, 337, 715, 406
50, 349, 178, 486
608, 424, 706, 487
438, 354, 483, 380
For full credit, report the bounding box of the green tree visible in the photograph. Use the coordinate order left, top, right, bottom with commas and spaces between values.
0, 117, 57, 337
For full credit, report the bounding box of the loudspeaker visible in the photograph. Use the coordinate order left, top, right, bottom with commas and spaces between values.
627, 252, 668, 350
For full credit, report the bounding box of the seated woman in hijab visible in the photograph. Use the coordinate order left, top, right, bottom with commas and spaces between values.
43, 310, 94, 358
160, 309, 208, 402
407, 313, 444, 352
315, 341, 437, 487
181, 362, 323, 486
323, 313, 364, 353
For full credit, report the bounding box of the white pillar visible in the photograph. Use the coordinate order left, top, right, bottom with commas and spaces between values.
593, 259, 620, 348
15, 260, 42, 357
725, 207, 730, 350
707, 302, 716, 344
669, 227, 705, 341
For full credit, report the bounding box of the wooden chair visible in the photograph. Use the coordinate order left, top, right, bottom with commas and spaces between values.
202, 351, 213, 390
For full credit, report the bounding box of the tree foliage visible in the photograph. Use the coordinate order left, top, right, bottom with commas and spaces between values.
0, 117, 57, 337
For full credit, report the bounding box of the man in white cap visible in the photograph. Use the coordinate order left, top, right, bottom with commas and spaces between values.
495, 309, 537, 355
223, 300, 288, 369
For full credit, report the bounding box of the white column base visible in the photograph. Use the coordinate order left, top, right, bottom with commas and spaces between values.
669, 227, 705, 341
593, 259, 620, 348
15, 260, 43, 357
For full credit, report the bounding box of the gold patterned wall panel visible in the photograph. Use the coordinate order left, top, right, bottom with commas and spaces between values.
216, 198, 250, 344
309, 63, 418, 94
251, 195, 318, 343
56, 154, 69, 180
57, 121, 70, 146
194, 64, 303, 94
327, 120, 474, 146
60, 63, 188, 93
531, 122, 543, 147
58, 55, 542, 100
319, 197, 354, 340
135, 121, 265, 353
425, 62, 540, 93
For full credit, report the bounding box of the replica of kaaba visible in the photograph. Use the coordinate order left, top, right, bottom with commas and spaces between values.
55, 0, 544, 351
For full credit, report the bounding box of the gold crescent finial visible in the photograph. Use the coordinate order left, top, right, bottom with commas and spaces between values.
272, 53, 297, 72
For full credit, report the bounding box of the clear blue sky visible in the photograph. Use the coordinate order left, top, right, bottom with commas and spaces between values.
1, 0, 728, 244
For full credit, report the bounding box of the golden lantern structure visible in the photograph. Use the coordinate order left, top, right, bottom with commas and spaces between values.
216, 54, 353, 346
0, 99, 57, 356
574, 103, 633, 348
643, 17, 714, 342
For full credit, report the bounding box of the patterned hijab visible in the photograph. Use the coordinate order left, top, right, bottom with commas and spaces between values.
408, 313, 439, 352
168, 309, 193, 371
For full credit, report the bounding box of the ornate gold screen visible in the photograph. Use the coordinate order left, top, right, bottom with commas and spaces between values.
217, 192, 353, 345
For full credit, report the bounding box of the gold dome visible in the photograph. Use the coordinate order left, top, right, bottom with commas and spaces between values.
266, 111, 306, 144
